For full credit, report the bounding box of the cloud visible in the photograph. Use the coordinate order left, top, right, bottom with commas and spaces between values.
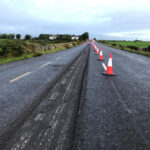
0, 0, 150, 40
106, 30, 150, 40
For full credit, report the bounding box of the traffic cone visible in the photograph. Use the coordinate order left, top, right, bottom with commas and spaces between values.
102, 53, 116, 76
98, 49, 103, 61
92, 44, 96, 52
94, 46, 97, 53
96, 47, 99, 55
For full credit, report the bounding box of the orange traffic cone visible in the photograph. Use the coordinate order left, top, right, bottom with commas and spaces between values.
92, 44, 96, 52
94, 46, 97, 52
94, 46, 97, 53
102, 53, 116, 76
96, 47, 99, 55
98, 49, 103, 61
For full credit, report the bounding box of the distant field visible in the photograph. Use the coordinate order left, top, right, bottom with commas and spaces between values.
99, 40, 150, 57
105, 41, 150, 48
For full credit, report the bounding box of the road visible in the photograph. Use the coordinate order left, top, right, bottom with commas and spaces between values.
1, 41, 150, 150
0, 43, 87, 147
73, 42, 150, 150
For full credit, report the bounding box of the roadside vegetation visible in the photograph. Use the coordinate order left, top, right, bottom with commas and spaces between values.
99, 40, 150, 57
0, 32, 89, 65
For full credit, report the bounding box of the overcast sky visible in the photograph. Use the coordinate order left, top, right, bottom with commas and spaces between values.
0, 0, 150, 40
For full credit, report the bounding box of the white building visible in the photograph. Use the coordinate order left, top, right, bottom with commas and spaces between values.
71, 36, 79, 40
49, 35, 57, 40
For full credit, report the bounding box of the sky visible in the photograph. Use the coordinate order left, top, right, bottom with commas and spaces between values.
0, 0, 150, 40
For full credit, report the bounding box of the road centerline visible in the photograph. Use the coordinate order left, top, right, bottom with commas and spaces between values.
137, 58, 145, 63
56, 57, 61, 60
9, 72, 31, 83
41, 62, 51, 67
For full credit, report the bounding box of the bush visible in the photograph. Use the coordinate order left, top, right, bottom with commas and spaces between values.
12, 45, 24, 56
127, 45, 138, 50
33, 53, 42, 57
142, 45, 150, 52
120, 45, 125, 50
147, 45, 150, 52
0, 40, 24, 57
112, 43, 117, 46
63, 43, 71, 49
72, 42, 77, 46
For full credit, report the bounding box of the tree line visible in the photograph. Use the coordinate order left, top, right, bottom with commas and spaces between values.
0, 32, 89, 42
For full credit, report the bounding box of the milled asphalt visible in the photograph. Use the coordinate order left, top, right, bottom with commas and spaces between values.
73, 42, 150, 150
2, 44, 90, 150
0, 43, 87, 145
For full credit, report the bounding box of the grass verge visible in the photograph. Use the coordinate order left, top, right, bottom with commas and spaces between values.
100, 42, 150, 57
0, 47, 66, 65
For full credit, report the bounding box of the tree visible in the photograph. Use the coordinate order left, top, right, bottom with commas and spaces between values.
16, 34, 21, 39
0, 34, 8, 39
24, 34, 32, 40
79, 32, 89, 41
0, 34, 15, 39
39, 34, 50, 40
9, 34, 15, 39
56, 34, 71, 42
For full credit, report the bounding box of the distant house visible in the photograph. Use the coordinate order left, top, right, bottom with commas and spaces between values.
71, 36, 79, 40
49, 35, 56, 40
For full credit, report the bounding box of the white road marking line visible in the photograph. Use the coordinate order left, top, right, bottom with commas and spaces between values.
137, 58, 145, 62
102, 63, 107, 71
56, 57, 61, 60
41, 62, 51, 67
121, 52, 145, 63
121, 53, 129, 56
10, 72, 31, 83
128, 55, 133, 58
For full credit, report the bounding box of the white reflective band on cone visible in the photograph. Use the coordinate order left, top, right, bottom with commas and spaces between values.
100, 51, 102, 56
108, 58, 112, 66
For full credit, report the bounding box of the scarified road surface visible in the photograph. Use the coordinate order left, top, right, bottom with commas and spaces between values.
0, 43, 88, 147
1, 45, 90, 150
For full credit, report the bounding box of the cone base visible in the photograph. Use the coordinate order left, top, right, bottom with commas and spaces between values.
97, 59, 104, 61
102, 72, 116, 76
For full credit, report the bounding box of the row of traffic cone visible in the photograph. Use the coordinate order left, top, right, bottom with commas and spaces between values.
91, 42, 116, 76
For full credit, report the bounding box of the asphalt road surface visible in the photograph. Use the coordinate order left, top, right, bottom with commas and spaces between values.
73, 42, 150, 150
1, 44, 90, 150
0, 43, 87, 147
1, 41, 150, 150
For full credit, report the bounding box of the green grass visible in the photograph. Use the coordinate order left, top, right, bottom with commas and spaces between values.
0, 54, 33, 65
100, 41, 150, 57
0, 45, 66, 65
0, 40, 80, 65
106, 41, 150, 48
